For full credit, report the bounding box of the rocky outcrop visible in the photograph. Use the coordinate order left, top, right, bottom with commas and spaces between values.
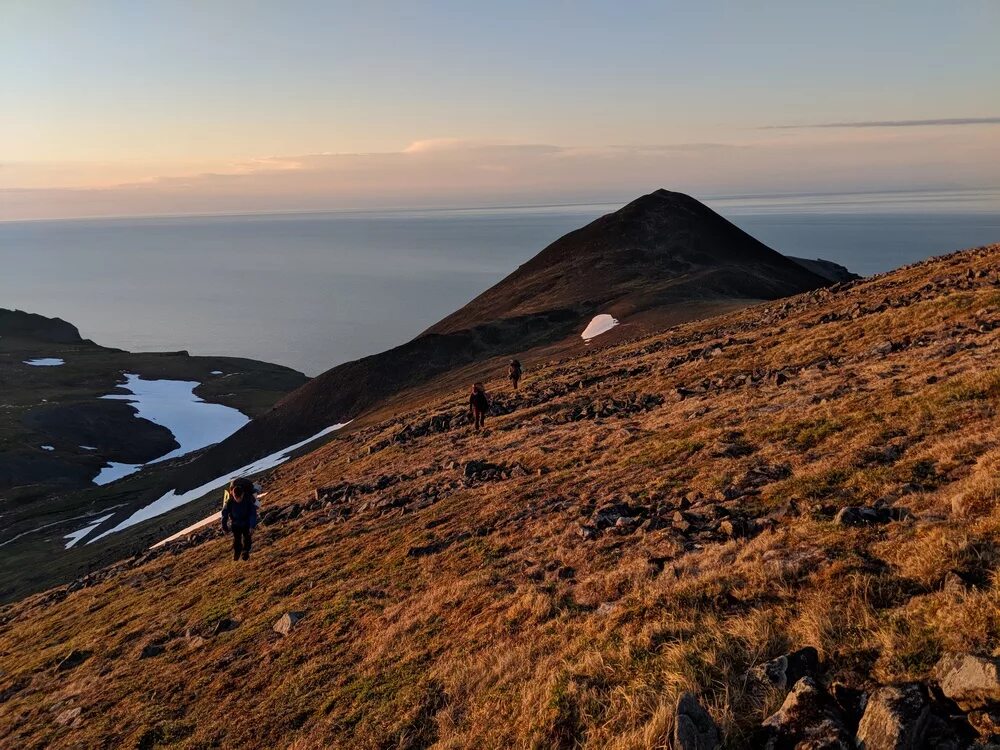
855, 683, 929, 750
673, 692, 721, 750
751, 647, 819, 691
756, 676, 854, 749
935, 654, 1000, 711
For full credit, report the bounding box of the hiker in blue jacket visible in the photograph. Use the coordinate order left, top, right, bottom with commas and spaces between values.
222, 477, 258, 561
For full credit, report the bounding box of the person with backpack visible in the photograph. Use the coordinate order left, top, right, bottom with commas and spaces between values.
221, 477, 258, 561
507, 359, 522, 391
469, 382, 490, 432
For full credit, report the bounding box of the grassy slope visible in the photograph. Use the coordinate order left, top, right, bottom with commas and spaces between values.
2, 244, 1000, 748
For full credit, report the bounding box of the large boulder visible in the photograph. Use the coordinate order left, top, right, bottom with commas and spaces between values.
756, 676, 854, 749
751, 647, 820, 691
273, 611, 305, 636
935, 654, 1000, 711
855, 683, 929, 750
673, 691, 721, 750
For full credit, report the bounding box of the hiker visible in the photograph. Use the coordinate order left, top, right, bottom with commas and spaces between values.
221, 477, 258, 561
507, 359, 522, 391
469, 382, 490, 432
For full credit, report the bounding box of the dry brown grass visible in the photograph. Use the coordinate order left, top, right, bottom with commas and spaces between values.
2, 244, 1000, 749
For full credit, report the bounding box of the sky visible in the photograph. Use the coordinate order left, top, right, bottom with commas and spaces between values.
2, 0, 999, 220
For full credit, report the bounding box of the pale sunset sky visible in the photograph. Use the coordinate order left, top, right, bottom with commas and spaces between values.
2, 0, 998, 219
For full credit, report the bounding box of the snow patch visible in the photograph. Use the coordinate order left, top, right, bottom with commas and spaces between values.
80, 445, 97, 451
93, 461, 142, 486
64, 514, 114, 549
151, 491, 270, 550
41, 445, 54, 451
210, 370, 224, 375
150, 512, 218, 549
581, 314, 619, 341
24, 358, 64, 366
87, 422, 350, 543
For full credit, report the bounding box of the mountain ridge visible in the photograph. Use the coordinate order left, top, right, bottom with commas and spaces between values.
176, 190, 840, 489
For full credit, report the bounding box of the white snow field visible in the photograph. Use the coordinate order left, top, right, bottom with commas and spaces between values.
64, 514, 114, 549
86, 422, 349, 543
93, 461, 144, 486
23, 357, 65, 366
581, 314, 619, 340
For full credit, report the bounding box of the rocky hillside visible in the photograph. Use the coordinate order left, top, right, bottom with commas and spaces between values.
2, 243, 998, 748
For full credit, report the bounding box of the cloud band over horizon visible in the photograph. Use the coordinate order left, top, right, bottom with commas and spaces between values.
3, 129, 999, 221
764, 117, 1000, 130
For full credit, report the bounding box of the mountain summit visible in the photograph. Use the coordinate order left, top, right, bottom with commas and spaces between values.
429, 189, 830, 334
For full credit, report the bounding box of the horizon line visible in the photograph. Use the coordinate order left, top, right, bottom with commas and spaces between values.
2, 186, 997, 225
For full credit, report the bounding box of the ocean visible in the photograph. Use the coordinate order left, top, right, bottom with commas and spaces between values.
2, 189, 998, 376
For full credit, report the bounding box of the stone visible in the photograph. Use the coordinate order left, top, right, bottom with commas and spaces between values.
211, 617, 238, 635
673, 691, 721, 750
830, 682, 867, 729
576, 524, 597, 541
56, 649, 91, 672
139, 644, 164, 659
834, 506, 877, 526
967, 709, 1000, 739
593, 502, 634, 529
935, 654, 1000, 711
54, 706, 82, 727
273, 611, 305, 636
756, 676, 853, 749
751, 647, 819, 691
856, 683, 929, 750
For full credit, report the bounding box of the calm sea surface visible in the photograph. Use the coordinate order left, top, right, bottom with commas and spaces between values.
2, 189, 998, 375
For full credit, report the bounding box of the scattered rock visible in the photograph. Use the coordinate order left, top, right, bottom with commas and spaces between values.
967, 709, 1000, 740
139, 644, 164, 659
834, 505, 912, 527
211, 618, 238, 636
830, 682, 868, 730
755, 676, 854, 749
673, 691, 721, 750
273, 611, 305, 636
56, 649, 91, 672
751, 646, 819, 691
935, 654, 1000, 711
856, 683, 929, 750
54, 706, 82, 727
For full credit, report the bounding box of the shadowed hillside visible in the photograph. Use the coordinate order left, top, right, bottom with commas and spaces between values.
3, 243, 999, 748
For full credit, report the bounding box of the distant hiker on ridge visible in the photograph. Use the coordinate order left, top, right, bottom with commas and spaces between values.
222, 477, 258, 561
469, 382, 490, 432
507, 359, 522, 391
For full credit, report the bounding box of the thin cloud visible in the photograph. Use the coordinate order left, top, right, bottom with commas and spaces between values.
764, 117, 1000, 129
